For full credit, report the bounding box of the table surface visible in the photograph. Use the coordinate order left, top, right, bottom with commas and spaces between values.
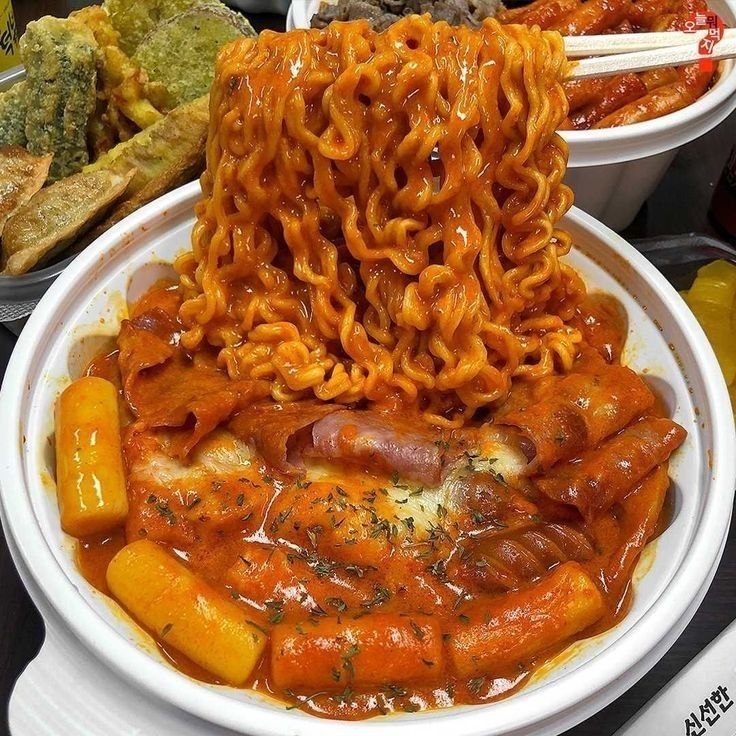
2, 2, 736, 736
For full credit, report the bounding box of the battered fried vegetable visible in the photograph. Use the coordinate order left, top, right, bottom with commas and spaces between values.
103, 0, 219, 55
70, 5, 121, 47
84, 95, 209, 196
1, 168, 134, 275
132, 6, 255, 108
0, 82, 28, 147
20, 17, 98, 181
0, 146, 52, 239
101, 46, 168, 129
80, 146, 205, 249
73, 96, 208, 252
72, 6, 169, 132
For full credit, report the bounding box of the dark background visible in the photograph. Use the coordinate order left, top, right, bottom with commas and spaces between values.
2, 2, 736, 735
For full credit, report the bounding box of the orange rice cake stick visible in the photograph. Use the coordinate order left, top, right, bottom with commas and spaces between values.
55, 376, 129, 537
107, 540, 267, 685
640, 66, 680, 91
594, 63, 711, 127
447, 562, 605, 677
270, 613, 444, 692
627, 0, 677, 28
506, 0, 581, 28
553, 0, 631, 35
563, 77, 611, 111
570, 72, 648, 129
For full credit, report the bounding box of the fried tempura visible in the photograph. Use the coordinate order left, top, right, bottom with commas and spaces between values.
101, 46, 167, 129
0, 146, 52, 239
2, 168, 134, 275
85, 94, 209, 195
0, 82, 28, 147
20, 16, 98, 181
70, 4, 121, 47
133, 6, 255, 108
71, 6, 169, 148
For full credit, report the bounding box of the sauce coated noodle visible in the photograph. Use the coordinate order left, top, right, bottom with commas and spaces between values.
176, 17, 582, 427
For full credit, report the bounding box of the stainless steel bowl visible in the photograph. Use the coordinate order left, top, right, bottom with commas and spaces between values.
0, 255, 76, 334
0, 63, 44, 335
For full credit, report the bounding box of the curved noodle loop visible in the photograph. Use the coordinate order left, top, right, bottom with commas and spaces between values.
176, 16, 584, 425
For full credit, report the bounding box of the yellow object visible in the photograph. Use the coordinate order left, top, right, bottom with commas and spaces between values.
688, 260, 736, 307
0, 0, 19, 71
107, 540, 267, 685
682, 260, 736, 386
55, 377, 129, 537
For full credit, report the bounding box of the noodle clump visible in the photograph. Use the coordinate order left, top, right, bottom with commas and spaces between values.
176, 15, 584, 426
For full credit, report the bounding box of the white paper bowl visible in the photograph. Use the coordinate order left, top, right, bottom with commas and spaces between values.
288, 0, 736, 231
1, 181, 734, 736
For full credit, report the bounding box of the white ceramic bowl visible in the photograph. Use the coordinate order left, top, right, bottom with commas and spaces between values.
288, 0, 736, 230
1, 181, 734, 736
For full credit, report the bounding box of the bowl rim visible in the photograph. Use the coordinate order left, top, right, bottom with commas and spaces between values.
1, 181, 734, 736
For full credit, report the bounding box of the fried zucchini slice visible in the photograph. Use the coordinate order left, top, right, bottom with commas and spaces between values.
1, 168, 134, 275
0, 146, 52, 238
133, 6, 255, 108
0, 82, 28, 147
20, 17, 98, 181
102, 0, 220, 55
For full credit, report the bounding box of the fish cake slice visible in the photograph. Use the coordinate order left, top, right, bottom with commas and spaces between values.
0, 146, 52, 239
1, 168, 134, 275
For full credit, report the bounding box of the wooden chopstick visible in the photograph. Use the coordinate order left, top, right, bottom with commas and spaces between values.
564, 28, 736, 57
566, 36, 736, 78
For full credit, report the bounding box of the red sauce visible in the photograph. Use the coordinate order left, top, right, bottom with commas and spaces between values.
76, 530, 126, 594
72, 288, 680, 720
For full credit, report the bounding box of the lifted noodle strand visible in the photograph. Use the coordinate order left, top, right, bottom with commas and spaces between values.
176, 16, 584, 425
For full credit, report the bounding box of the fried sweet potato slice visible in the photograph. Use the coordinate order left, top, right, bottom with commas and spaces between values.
1, 168, 134, 275
0, 146, 52, 239
84, 94, 208, 196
